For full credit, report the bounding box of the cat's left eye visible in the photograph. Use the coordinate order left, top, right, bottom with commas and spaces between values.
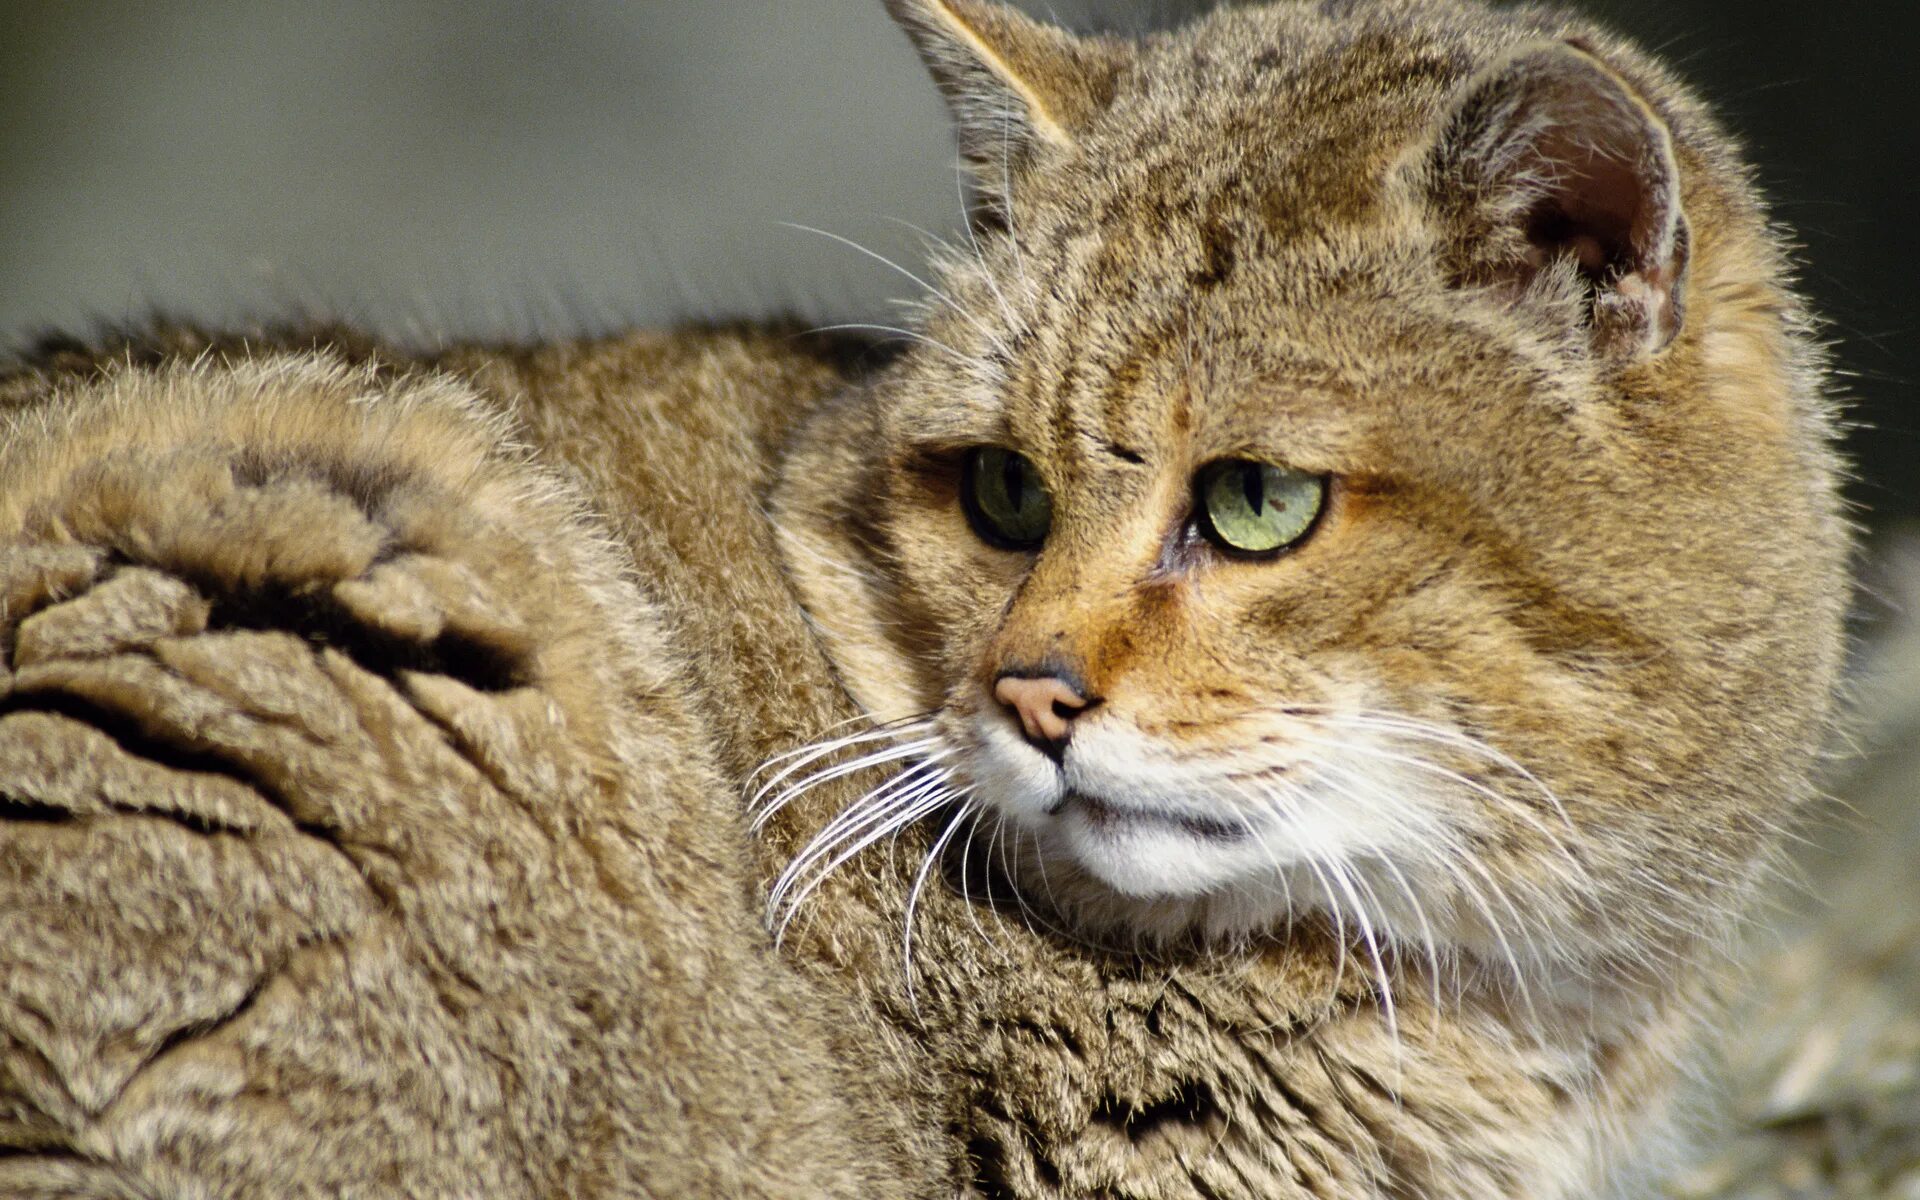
1194, 460, 1326, 556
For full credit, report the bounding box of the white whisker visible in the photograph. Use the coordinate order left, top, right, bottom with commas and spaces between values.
774, 780, 957, 940
872, 210, 1027, 342
956, 807, 1024, 965
1305, 754, 1547, 1021
770, 755, 953, 911
752, 736, 942, 828
1327, 709, 1575, 833
749, 716, 927, 799
779, 221, 1014, 360
1294, 726, 1586, 889
904, 807, 969, 1011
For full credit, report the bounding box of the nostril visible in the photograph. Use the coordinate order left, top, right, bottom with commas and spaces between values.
993, 672, 1093, 757
1053, 692, 1104, 723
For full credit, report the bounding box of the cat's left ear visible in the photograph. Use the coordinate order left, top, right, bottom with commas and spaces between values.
1428, 41, 1690, 358
885, 0, 1128, 198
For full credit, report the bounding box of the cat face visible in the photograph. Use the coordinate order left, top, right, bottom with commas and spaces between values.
871, 226, 1627, 957
775, 1, 1847, 993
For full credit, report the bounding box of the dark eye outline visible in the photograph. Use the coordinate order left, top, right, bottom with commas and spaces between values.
1190, 459, 1329, 560
960, 446, 1052, 551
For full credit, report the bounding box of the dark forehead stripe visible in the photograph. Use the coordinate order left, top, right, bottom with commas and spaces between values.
1091, 308, 1192, 458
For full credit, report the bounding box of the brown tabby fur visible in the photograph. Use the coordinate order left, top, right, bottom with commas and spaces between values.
0, 1, 1848, 1197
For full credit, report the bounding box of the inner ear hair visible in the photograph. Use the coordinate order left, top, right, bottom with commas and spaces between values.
1434, 40, 1691, 358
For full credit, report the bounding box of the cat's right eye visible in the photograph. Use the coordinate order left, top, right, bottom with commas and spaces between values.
961, 447, 1051, 551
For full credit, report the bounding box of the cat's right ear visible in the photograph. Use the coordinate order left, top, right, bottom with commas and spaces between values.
885, 0, 1127, 208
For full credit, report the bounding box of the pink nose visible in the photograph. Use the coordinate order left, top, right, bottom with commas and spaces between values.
994, 674, 1089, 753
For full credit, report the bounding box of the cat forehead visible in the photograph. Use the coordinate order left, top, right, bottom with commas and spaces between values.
996, 24, 1505, 297
887, 2, 1625, 449
892, 295, 1525, 468
1035, 3, 1565, 237
1146, 0, 1546, 86
1115, 6, 1490, 159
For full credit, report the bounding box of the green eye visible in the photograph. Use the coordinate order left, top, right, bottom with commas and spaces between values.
962, 446, 1052, 550
1195, 460, 1325, 556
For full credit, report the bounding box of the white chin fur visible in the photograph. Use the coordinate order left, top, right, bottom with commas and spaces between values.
1048, 805, 1271, 899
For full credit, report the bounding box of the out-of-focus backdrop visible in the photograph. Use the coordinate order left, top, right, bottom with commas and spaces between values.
3, 2, 1915, 1196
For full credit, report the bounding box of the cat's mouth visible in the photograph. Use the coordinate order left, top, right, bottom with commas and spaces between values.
1048, 792, 1248, 843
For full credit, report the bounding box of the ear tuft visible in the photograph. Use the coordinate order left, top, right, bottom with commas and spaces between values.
1432, 42, 1690, 357
886, 0, 1127, 202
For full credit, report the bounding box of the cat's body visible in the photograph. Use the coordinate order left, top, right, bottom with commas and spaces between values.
0, 2, 1848, 1198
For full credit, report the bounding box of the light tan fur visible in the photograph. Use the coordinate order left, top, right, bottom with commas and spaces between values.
0, 341, 942, 1198
0, 1, 1849, 1197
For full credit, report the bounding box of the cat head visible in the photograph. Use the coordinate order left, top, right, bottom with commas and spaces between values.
774, 0, 1848, 1002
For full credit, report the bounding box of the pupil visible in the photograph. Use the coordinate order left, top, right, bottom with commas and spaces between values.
1004, 455, 1024, 511
1242, 466, 1264, 515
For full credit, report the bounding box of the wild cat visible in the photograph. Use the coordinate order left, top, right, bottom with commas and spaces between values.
0, 0, 1847, 1198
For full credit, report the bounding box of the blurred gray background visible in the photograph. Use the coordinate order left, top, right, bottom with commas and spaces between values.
2, 0, 1914, 522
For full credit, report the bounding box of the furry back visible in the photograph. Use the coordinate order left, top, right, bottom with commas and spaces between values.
0, 351, 932, 1198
